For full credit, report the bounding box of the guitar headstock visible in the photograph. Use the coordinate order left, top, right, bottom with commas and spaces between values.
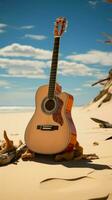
54, 17, 67, 38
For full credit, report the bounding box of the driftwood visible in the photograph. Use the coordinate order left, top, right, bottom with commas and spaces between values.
21, 149, 35, 161
91, 77, 110, 87
105, 136, 112, 141
0, 144, 27, 166
92, 69, 112, 107
92, 68, 112, 87
0, 131, 27, 166
0, 130, 16, 154
0, 150, 16, 166
91, 117, 112, 128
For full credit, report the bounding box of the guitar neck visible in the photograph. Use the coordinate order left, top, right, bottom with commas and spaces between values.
48, 37, 60, 99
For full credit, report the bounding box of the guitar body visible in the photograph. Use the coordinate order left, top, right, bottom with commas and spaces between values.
25, 84, 76, 154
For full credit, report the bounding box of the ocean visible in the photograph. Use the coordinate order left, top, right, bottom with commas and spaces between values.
0, 106, 35, 113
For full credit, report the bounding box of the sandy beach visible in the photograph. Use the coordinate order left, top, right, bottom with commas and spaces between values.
0, 99, 112, 200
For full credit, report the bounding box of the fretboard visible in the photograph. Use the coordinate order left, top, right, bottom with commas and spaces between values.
48, 37, 60, 99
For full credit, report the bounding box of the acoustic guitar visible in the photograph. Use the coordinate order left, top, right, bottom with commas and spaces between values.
25, 17, 77, 154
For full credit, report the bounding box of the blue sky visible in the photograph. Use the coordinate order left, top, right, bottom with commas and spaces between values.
0, 0, 112, 106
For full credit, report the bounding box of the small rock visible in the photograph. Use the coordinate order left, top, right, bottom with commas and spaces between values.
93, 141, 99, 146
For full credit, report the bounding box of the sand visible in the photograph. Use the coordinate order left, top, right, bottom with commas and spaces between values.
0, 101, 112, 200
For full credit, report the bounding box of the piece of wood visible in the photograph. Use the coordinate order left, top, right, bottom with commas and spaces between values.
0, 151, 16, 166
91, 117, 112, 128
0, 130, 16, 154
91, 77, 109, 86
21, 148, 35, 161
0, 144, 26, 166
105, 136, 112, 140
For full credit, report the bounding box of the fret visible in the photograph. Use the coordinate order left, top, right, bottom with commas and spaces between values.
51, 61, 58, 64
49, 70, 57, 73
49, 87, 55, 90
52, 53, 59, 57
52, 57, 58, 61
49, 82, 56, 86
49, 88, 55, 90
52, 51, 59, 54
49, 89, 55, 91
49, 79, 56, 82
49, 75, 57, 79
49, 84, 56, 86
52, 52, 59, 57
51, 62, 58, 66
52, 58, 58, 61
49, 74, 57, 78
52, 49, 59, 52
53, 45, 59, 47
49, 76, 57, 80
52, 49, 59, 53
49, 89, 55, 92
49, 78, 56, 81
49, 90, 55, 93
53, 42, 60, 46
49, 83, 56, 87
49, 71, 57, 75
49, 77, 56, 79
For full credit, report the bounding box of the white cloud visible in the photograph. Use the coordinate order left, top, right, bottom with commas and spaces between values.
6, 69, 47, 79
88, 0, 98, 7
0, 58, 48, 79
67, 50, 112, 66
0, 23, 7, 28
24, 34, 47, 40
0, 23, 7, 33
0, 58, 45, 68
0, 24, 35, 31
57, 60, 100, 76
0, 43, 52, 60
20, 25, 35, 29
74, 88, 82, 91
0, 43, 50, 79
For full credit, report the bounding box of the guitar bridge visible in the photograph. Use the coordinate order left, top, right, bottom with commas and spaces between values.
37, 125, 59, 131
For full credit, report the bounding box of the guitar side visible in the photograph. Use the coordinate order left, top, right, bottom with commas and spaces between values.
25, 84, 77, 154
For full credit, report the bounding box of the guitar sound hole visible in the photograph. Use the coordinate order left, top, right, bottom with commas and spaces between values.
45, 99, 55, 111
42, 97, 57, 114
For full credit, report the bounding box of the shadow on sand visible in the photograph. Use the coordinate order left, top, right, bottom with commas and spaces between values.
30, 154, 112, 170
